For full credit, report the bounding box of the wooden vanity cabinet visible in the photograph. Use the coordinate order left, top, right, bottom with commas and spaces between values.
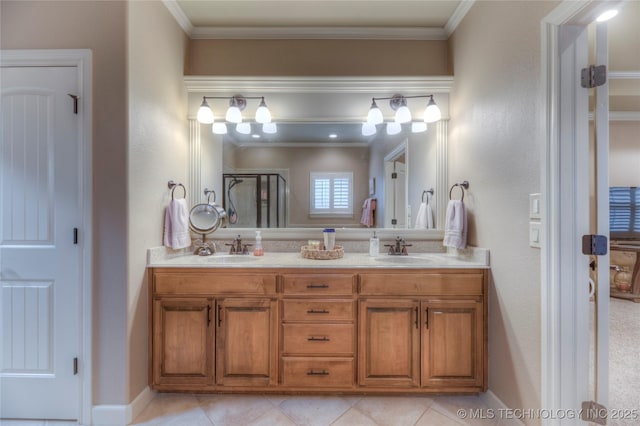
149, 267, 487, 394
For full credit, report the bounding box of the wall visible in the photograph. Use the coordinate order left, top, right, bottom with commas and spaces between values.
226, 144, 370, 227
1, 0, 129, 407
188, 39, 450, 76
449, 1, 558, 422
609, 121, 640, 186
127, 0, 188, 401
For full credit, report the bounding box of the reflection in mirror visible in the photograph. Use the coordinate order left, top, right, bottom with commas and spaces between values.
208, 122, 438, 229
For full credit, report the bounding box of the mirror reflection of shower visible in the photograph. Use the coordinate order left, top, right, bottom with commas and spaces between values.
222, 173, 288, 228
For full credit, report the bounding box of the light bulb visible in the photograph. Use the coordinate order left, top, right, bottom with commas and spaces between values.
362, 122, 376, 136
236, 122, 251, 134
197, 98, 214, 124
411, 122, 427, 133
255, 98, 272, 123
212, 122, 227, 134
367, 99, 384, 125
386, 122, 401, 135
423, 96, 442, 123
596, 9, 618, 22
226, 105, 242, 123
394, 98, 412, 123
262, 122, 277, 134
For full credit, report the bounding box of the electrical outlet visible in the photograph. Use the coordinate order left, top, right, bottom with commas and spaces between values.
529, 193, 541, 219
529, 222, 541, 248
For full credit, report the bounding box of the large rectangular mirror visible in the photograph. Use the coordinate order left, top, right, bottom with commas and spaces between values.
187, 77, 451, 234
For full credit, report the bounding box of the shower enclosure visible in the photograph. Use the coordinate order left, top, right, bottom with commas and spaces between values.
222, 173, 288, 228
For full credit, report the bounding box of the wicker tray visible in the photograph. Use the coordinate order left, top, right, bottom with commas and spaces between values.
300, 245, 344, 260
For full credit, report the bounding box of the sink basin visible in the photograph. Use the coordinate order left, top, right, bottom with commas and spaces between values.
205, 255, 260, 264
373, 256, 433, 264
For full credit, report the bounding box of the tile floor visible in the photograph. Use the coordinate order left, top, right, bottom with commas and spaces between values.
0, 393, 503, 426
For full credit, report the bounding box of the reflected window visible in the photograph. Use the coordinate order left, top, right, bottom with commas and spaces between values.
310, 172, 353, 217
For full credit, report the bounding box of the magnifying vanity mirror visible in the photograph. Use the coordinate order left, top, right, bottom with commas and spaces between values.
186, 77, 452, 239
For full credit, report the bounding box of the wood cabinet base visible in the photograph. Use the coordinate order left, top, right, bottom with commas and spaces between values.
149, 267, 488, 395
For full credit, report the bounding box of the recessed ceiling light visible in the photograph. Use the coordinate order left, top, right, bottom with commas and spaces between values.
329, 134, 337, 139
251, 134, 260, 139
596, 9, 618, 22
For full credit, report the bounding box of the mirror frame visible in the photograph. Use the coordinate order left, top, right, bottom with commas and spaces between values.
185, 76, 452, 240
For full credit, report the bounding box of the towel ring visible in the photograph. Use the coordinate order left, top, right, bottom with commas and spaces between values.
204, 188, 216, 204
168, 180, 186, 200
422, 189, 434, 202
449, 181, 469, 201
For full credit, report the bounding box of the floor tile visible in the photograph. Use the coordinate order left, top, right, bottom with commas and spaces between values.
262, 394, 290, 407
244, 407, 297, 426
354, 396, 433, 426
131, 394, 211, 426
197, 394, 273, 426
331, 407, 377, 426
432, 396, 498, 426
279, 396, 351, 426
415, 407, 466, 426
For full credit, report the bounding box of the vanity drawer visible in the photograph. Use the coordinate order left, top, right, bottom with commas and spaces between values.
282, 323, 354, 355
282, 300, 354, 322
154, 272, 277, 295
359, 273, 484, 296
282, 274, 355, 296
281, 357, 354, 387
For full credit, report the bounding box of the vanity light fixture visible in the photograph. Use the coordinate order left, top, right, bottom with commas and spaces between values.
196, 95, 277, 133
262, 122, 277, 134
363, 94, 442, 135
236, 122, 251, 135
596, 9, 618, 22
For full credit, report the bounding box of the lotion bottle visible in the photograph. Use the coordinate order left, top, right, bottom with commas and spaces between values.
253, 230, 264, 256
369, 231, 379, 256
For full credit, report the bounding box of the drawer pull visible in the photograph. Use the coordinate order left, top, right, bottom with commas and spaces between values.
307, 369, 330, 376
307, 284, 329, 289
307, 336, 330, 342
306, 309, 330, 314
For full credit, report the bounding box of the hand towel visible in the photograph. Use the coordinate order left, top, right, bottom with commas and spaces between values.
163, 198, 192, 249
415, 193, 434, 229
360, 198, 377, 227
443, 200, 467, 249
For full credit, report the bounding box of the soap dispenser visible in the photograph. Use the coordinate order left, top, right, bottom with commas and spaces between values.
369, 232, 379, 257
253, 230, 264, 256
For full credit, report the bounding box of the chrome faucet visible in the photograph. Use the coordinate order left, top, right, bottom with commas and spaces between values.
384, 236, 412, 255
226, 234, 251, 255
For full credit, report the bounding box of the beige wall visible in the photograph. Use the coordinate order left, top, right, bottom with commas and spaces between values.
188, 39, 450, 76
1, 0, 129, 406
449, 1, 558, 422
127, 1, 188, 400
609, 121, 640, 187
228, 145, 370, 227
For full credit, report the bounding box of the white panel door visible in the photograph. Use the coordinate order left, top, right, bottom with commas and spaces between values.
1, 66, 80, 419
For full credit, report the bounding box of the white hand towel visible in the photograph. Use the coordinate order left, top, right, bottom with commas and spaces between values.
163, 198, 192, 249
414, 193, 435, 229
443, 200, 467, 249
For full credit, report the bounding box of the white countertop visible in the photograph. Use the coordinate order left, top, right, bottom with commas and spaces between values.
148, 247, 490, 269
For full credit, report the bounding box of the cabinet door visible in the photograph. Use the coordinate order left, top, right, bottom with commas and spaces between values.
421, 300, 484, 388
358, 299, 420, 387
152, 298, 213, 386
216, 298, 277, 386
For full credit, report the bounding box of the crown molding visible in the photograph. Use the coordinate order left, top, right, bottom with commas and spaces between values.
184, 76, 454, 94
162, 0, 194, 35
444, 0, 475, 37
191, 26, 447, 40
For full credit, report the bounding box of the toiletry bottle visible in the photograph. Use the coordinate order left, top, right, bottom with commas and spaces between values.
253, 230, 264, 256
323, 228, 335, 250
369, 231, 379, 256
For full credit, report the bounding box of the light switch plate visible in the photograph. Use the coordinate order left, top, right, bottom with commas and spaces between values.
529, 222, 541, 248
529, 193, 541, 219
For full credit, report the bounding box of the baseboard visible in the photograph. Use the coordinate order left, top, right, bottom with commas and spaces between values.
92, 386, 154, 425
480, 390, 526, 426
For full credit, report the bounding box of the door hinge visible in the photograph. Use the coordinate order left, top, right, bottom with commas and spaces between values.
391, 172, 397, 179
581, 400, 607, 425
68, 94, 79, 114
73, 357, 78, 375
74, 228, 79, 245
581, 65, 607, 88
582, 234, 608, 256
391, 219, 397, 225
